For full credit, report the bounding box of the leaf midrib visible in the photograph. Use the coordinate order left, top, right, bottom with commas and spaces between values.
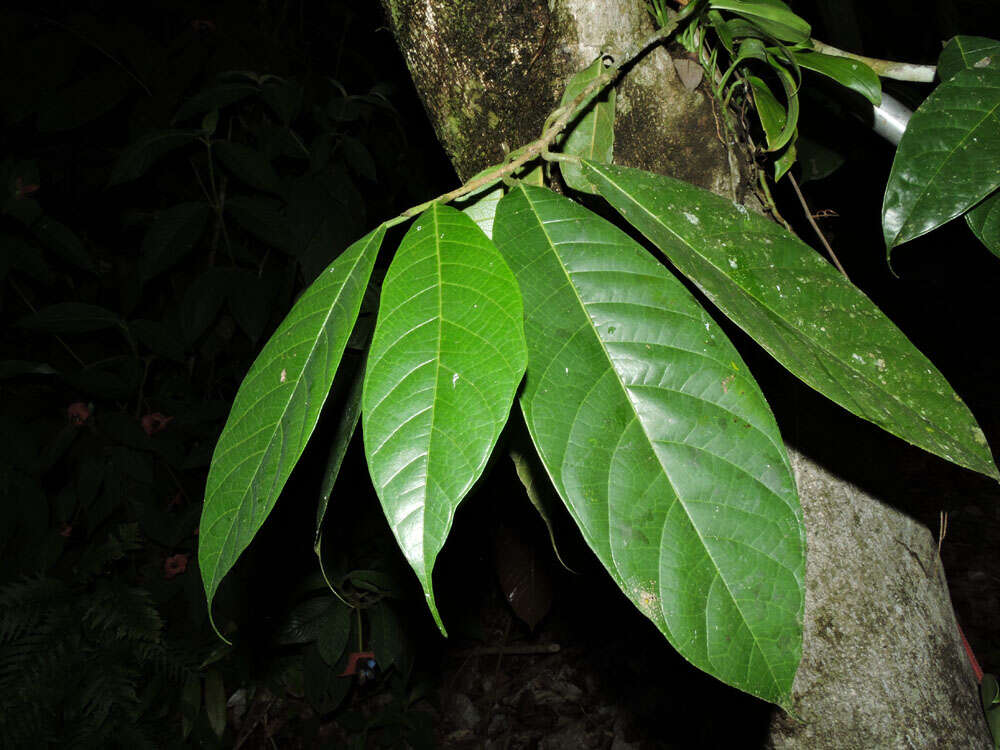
204, 229, 379, 595
589, 163, 983, 470
518, 185, 783, 694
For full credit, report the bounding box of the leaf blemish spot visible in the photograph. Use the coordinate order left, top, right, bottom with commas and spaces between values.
280, 368, 287, 383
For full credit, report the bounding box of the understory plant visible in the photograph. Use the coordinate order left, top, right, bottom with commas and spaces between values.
198, 0, 1000, 711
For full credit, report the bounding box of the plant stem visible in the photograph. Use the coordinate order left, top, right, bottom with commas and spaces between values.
383, 22, 683, 229
788, 173, 849, 280
810, 40, 936, 83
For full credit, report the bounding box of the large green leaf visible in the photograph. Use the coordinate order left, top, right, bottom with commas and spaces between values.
883, 68, 1000, 252
967, 192, 1000, 258
557, 56, 616, 194
109, 129, 201, 186
199, 226, 385, 636
493, 184, 804, 706
585, 161, 998, 479
792, 51, 881, 105
938, 36, 1000, 82
362, 204, 527, 633
709, 0, 811, 43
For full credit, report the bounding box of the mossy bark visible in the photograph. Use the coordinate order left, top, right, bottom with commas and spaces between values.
380, 1, 991, 745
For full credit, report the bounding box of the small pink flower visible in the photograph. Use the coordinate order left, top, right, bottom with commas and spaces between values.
67, 402, 91, 426
164, 554, 189, 580
141, 412, 173, 436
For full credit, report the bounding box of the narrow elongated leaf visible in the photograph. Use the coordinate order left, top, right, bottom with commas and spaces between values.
792, 51, 881, 105
362, 205, 527, 633
493, 184, 804, 706
140, 202, 211, 281
19, 303, 121, 333
199, 226, 385, 636
709, 0, 810, 43
967, 191, 1000, 257
938, 36, 1000, 82
747, 75, 786, 151
883, 68, 1000, 252
109, 129, 201, 186
557, 57, 616, 194
585, 161, 998, 479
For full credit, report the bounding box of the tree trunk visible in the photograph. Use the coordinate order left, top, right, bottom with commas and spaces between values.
381, 1, 991, 746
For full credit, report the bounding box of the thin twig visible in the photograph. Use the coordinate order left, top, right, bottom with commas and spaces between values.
788, 174, 849, 279
810, 40, 936, 83
383, 23, 681, 230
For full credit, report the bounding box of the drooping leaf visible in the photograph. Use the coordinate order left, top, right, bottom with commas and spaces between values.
140, 202, 212, 281
585, 161, 998, 479
362, 204, 527, 634
709, 0, 811, 43
173, 81, 259, 123
792, 51, 881, 105
203, 669, 226, 739
314, 355, 366, 547
199, 226, 385, 637
493, 183, 804, 707
214, 142, 284, 195
19, 303, 122, 333
225, 196, 296, 254
317, 601, 352, 666
30, 218, 94, 272
747, 74, 787, 151
938, 36, 1000, 82
883, 68, 1000, 252
967, 191, 1000, 258
557, 56, 616, 194
494, 521, 552, 630
109, 129, 201, 186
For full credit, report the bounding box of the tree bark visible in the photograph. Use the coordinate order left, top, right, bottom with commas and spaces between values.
381, 1, 991, 746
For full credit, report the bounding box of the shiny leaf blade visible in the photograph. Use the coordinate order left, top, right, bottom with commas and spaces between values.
709, 0, 811, 42
883, 68, 1000, 251
362, 205, 527, 633
938, 36, 1000, 82
792, 51, 881, 105
493, 184, 804, 706
558, 56, 616, 194
199, 226, 385, 635
967, 191, 1000, 257
586, 161, 998, 479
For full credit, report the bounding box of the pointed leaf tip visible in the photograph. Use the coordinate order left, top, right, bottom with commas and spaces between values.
362, 205, 527, 633
199, 225, 386, 635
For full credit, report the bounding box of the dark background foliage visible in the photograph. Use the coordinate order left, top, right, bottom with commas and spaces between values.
0, 0, 998, 747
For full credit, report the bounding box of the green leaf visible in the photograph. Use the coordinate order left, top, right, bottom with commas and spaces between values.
199, 226, 385, 638
492, 183, 803, 706
174, 81, 259, 123
368, 603, 402, 670
747, 74, 787, 151
585, 161, 998, 480
30, 218, 94, 272
709, 0, 811, 43
214, 142, 284, 195
797, 136, 845, 183
455, 183, 505, 240
140, 202, 211, 281
225, 196, 295, 253
19, 303, 122, 333
0, 360, 57, 378
317, 602, 352, 666
558, 56, 616, 194
203, 669, 226, 739
362, 204, 527, 634
967, 191, 1000, 257
883, 68, 1000, 252
314, 355, 366, 546
939, 36, 1000, 82
792, 51, 881, 105
109, 129, 201, 186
